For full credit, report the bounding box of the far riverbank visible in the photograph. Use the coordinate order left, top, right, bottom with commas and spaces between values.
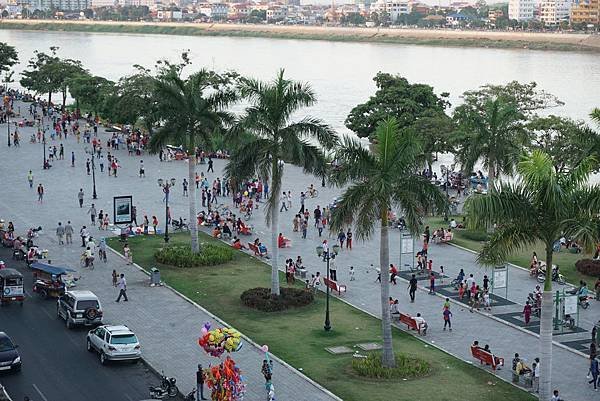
1, 19, 600, 52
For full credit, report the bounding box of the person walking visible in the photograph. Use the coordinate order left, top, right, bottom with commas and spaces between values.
589, 356, 599, 390
88, 204, 97, 226
115, 273, 128, 302
37, 184, 44, 203
196, 364, 208, 400
86, 159, 91, 175
207, 157, 214, 173
346, 229, 353, 250
78, 189, 84, 208
139, 160, 145, 178
279, 193, 288, 212
182, 179, 188, 197
337, 230, 346, 249
523, 301, 532, 325
124, 243, 133, 265
27, 170, 34, 188
299, 192, 306, 214
443, 306, 452, 331
56, 222, 65, 245
112, 269, 118, 287
389, 264, 398, 285
59, 143, 64, 160
429, 272, 436, 294
80, 226, 89, 247
64, 221, 74, 244
329, 255, 337, 281
71, 151, 75, 167
408, 274, 418, 303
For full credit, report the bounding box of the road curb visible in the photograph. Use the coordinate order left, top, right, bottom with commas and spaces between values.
107, 245, 343, 401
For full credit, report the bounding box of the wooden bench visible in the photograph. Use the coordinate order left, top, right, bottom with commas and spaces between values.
248, 243, 267, 257
470, 346, 504, 371
323, 277, 347, 295
399, 313, 426, 335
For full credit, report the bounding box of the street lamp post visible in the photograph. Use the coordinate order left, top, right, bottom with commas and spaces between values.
158, 178, 176, 243
85, 145, 98, 200
42, 133, 47, 169
316, 244, 340, 331
5, 100, 10, 148
441, 165, 450, 222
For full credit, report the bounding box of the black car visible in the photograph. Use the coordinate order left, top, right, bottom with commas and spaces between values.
0, 332, 21, 372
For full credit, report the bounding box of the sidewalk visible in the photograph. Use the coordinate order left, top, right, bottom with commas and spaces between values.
0, 112, 338, 401
0, 103, 596, 401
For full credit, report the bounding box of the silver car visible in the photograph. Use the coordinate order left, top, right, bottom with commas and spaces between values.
86, 325, 141, 365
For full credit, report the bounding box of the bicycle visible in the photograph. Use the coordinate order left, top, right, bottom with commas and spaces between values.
307, 188, 319, 198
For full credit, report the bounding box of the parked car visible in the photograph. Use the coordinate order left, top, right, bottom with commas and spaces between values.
57, 290, 103, 329
86, 325, 141, 365
0, 332, 21, 372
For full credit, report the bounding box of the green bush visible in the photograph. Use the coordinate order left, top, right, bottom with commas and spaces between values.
352, 352, 430, 380
240, 287, 314, 312
575, 259, 600, 276
459, 229, 490, 242
154, 244, 233, 268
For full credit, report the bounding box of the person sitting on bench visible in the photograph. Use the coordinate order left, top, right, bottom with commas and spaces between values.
483, 344, 503, 368
277, 233, 291, 248
258, 242, 268, 257
413, 313, 428, 335
232, 237, 247, 250
390, 299, 400, 316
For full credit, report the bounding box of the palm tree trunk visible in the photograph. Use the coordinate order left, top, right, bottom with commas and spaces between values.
188, 138, 199, 253
270, 189, 281, 297
487, 164, 495, 190
539, 245, 554, 401
380, 212, 395, 368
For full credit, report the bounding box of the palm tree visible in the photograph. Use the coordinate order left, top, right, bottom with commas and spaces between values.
225, 69, 337, 297
452, 97, 529, 188
464, 151, 600, 401
591, 108, 600, 124
329, 118, 447, 368
149, 68, 237, 253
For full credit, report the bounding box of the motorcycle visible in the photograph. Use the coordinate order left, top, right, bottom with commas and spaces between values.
149, 373, 178, 399
27, 226, 43, 239
172, 217, 188, 231
183, 388, 196, 401
579, 295, 593, 310
537, 267, 565, 285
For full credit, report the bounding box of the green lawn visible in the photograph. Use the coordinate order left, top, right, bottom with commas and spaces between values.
108, 233, 534, 401
427, 216, 592, 284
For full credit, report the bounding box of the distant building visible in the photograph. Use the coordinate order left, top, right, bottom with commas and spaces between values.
508, 0, 535, 20
157, 6, 182, 19
266, 5, 286, 21
571, 0, 600, 25
39, 0, 90, 10
540, 0, 573, 24
370, 0, 411, 21
198, 1, 228, 19
445, 12, 471, 25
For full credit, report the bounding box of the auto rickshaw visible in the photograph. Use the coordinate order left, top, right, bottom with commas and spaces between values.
31, 262, 75, 299
0, 268, 24, 306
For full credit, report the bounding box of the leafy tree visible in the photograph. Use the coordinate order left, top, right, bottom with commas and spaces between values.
465, 151, 600, 401
345, 12, 366, 25
529, 115, 600, 173
330, 118, 447, 368
149, 63, 238, 254
225, 69, 337, 297
592, 108, 600, 124
109, 66, 158, 132
69, 72, 115, 116
0, 42, 18, 81
346, 73, 451, 168
451, 82, 561, 187
20, 46, 84, 107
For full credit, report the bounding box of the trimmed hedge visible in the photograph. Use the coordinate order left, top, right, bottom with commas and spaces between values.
240, 287, 314, 312
155, 244, 233, 268
459, 229, 490, 242
352, 352, 430, 380
575, 259, 600, 276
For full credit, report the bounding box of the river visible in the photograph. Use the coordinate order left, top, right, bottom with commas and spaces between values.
2, 29, 600, 131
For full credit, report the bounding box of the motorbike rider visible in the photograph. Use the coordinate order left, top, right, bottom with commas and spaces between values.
577, 282, 590, 303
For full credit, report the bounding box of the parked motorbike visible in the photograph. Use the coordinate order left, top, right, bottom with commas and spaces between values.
579, 295, 593, 310
172, 217, 188, 231
183, 388, 196, 401
537, 266, 565, 285
27, 226, 43, 239
149, 373, 178, 399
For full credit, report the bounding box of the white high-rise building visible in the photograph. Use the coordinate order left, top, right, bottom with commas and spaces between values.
540, 0, 574, 24
508, 0, 535, 20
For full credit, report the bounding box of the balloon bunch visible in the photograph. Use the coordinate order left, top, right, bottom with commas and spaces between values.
204, 356, 246, 401
198, 323, 243, 358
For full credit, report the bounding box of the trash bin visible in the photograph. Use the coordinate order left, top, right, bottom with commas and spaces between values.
150, 267, 161, 286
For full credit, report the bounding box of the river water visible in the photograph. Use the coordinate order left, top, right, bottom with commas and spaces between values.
2, 29, 600, 132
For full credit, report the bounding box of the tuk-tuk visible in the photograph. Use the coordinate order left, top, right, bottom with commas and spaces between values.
0, 268, 24, 306
31, 262, 75, 299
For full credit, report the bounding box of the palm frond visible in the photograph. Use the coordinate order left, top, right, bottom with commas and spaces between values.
478, 222, 539, 266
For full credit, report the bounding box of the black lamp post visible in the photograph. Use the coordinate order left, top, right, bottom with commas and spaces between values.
85, 145, 98, 200
316, 243, 339, 331
42, 133, 47, 169
442, 165, 450, 222
158, 178, 176, 243
5, 100, 10, 148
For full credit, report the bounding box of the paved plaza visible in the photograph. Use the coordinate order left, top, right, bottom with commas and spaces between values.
0, 103, 597, 401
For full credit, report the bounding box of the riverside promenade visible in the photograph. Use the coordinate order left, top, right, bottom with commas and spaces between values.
0, 103, 596, 401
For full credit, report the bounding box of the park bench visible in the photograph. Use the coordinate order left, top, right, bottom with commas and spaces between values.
248, 242, 267, 257
399, 313, 426, 335
323, 277, 347, 296
470, 346, 504, 371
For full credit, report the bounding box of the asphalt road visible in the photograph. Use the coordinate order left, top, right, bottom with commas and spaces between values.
0, 247, 172, 401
